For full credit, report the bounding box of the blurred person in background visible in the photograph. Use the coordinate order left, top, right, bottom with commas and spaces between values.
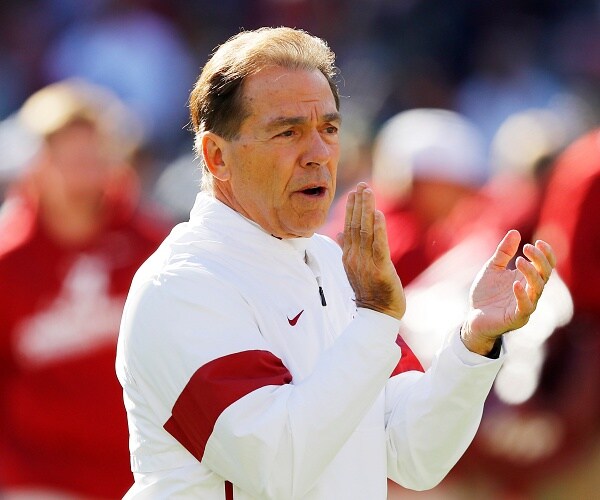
537, 126, 600, 336
529, 126, 600, 497
0, 79, 172, 498
369, 108, 489, 283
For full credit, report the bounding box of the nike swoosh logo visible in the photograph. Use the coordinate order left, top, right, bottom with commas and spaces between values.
287, 310, 304, 326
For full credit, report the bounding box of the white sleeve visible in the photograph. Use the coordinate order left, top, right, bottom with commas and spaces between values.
385, 330, 504, 490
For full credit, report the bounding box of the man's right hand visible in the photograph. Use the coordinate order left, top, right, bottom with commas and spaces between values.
337, 182, 406, 320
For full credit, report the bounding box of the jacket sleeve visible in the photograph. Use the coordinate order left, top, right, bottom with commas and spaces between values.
122, 269, 402, 499
385, 330, 504, 490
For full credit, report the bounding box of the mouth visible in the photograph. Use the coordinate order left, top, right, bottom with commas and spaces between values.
298, 185, 327, 197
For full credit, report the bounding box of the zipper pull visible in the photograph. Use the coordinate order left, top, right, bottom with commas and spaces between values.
308, 253, 327, 307
319, 286, 327, 306
316, 276, 327, 306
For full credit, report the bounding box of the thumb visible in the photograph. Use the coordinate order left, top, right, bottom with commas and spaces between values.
490, 229, 521, 270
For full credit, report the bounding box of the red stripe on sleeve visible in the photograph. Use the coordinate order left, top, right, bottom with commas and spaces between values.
390, 335, 424, 375
163, 350, 292, 462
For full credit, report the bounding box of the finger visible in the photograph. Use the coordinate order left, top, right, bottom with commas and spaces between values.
522, 243, 553, 283
359, 188, 375, 253
372, 209, 392, 263
513, 279, 534, 325
489, 229, 521, 270
350, 186, 366, 246
343, 191, 355, 232
343, 191, 356, 252
516, 255, 545, 304
534, 239, 557, 269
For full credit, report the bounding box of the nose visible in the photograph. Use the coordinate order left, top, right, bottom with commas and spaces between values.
302, 129, 333, 168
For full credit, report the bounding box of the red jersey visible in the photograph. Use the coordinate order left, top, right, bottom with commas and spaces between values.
537, 129, 600, 318
0, 188, 171, 498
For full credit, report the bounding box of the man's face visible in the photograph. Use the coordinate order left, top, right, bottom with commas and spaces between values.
213, 66, 341, 238
43, 122, 115, 200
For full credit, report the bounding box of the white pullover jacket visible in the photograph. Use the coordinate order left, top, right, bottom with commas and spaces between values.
116, 193, 504, 499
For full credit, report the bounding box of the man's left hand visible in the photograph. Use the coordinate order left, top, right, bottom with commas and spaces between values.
461, 229, 556, 356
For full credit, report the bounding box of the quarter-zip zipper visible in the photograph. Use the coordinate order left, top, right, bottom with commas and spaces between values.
316, 276, 327, 306
306, 250, 327, 307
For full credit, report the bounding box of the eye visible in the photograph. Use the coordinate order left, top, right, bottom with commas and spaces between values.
276, 129, 295, 138
324, 125, 339, 135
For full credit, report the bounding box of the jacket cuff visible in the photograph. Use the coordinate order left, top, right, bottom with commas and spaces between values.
356, 307, 402, 342
450, 327, 506, 367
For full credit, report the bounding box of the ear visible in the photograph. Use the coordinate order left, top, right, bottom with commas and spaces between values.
201, 132, 231, 181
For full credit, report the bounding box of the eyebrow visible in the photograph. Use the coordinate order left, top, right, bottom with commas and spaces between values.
265, 112, 342, 132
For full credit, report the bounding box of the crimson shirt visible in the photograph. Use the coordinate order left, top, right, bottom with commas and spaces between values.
0, 189, 171, 498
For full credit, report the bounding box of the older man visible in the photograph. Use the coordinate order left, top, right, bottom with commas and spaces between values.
116, 27, 555, 499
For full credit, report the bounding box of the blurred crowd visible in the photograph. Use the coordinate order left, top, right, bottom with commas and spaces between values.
1, 0, 600, 498
3, 0, 600, 201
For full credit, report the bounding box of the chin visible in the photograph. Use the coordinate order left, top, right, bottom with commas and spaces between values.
278, 209, 329, 238
275, 222, 317, 239
290, 221, 324, 238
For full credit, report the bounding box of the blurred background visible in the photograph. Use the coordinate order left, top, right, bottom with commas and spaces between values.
1, 0, 600, 498
2, 0, 600, 208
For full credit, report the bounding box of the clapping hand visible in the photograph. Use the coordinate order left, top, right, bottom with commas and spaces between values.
337, 183, 406, 320
461, 229, 556, 355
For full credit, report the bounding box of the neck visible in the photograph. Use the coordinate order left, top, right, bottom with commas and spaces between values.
39, 192, 105, 246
